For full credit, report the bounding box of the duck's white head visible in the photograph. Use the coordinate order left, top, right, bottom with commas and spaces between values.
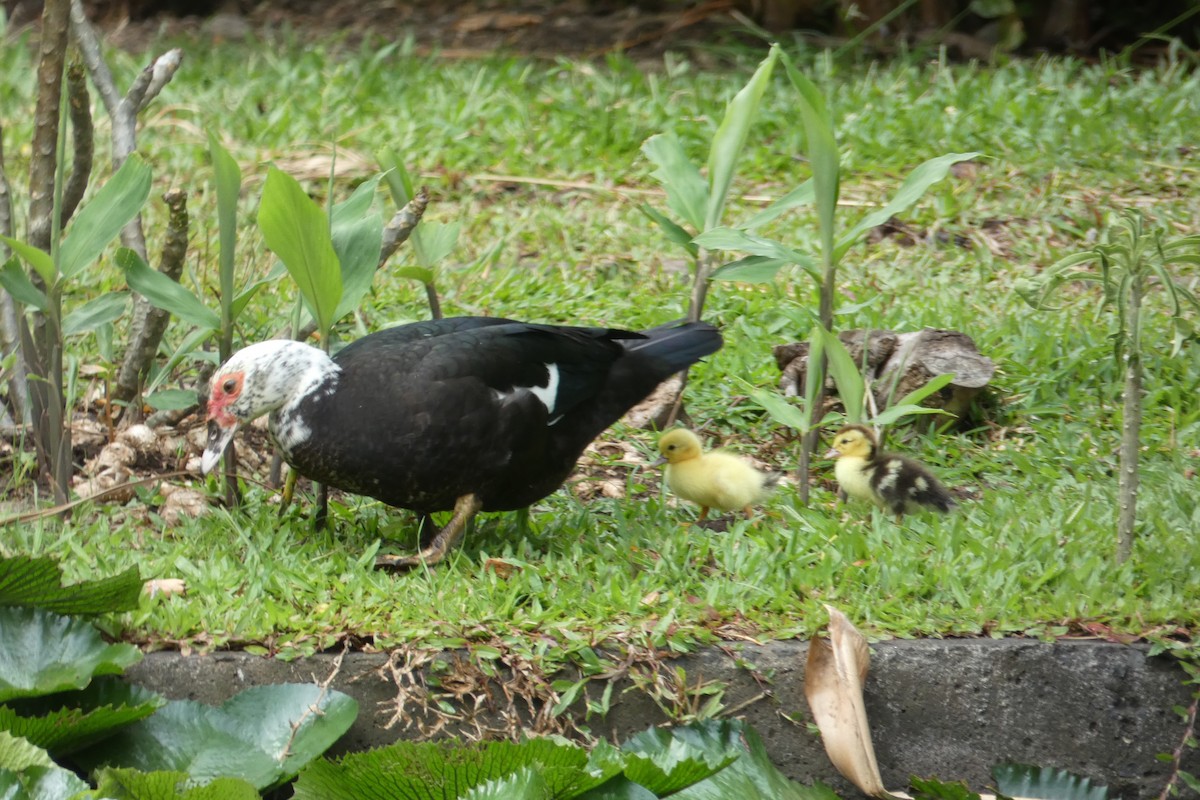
201, 340, 336, 475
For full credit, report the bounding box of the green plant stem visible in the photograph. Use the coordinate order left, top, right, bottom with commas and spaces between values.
687, 249, 717, 323
1116, 272, 1143, 564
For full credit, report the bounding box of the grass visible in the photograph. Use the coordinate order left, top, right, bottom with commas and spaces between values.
2, 24, 1199, 673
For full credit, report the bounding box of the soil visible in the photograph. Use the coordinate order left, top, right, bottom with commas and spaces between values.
26, 0, 760, 62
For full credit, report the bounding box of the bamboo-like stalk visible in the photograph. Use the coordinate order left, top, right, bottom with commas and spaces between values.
60, 62, 93, 226
1116, 271, 1143, 564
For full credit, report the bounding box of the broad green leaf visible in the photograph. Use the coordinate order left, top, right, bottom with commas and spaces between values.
332, 174, 382, 222
143, 326, 214, 397
0, 556, 142, 614
642, 133, 707, 231
744, 384, 811, 432
0, 238, 56, 285
705, 46, 779, 231
0, 731, 54, 772
803, 324, 827, 433
836, 152, 981, 261
0, 258, 48, 310
662, 721, 836, 800
463, 768, 551, 800
0, 607, 141, 703
637, 203, 699, 256
781, 54, 840, 271
330, 175, 385, 321
77, 684, 358, 790
59, 154, 152, 280
96, 768, 260, 800
0, 762, 94, 799
0, 676, 163, 756
738, 179, 816, 231
993, 763, 1108, 800
143, 389, 197, 411
117, 249, 219, 330
890, 373, 956, 411
818, 326, 865, 424
258, 167, 343, 339
208, 132, 242, 332
230, 278, 269, 321
63, 292, 129, 336
331, 211, 383, 322
395, 266, 434, 284
619, 727, 736, 795
711, 256, 818, 284
693, 228, 809, 264
871, 403, 955, 427
377, 149, 416, 205
414, 220, 461, 268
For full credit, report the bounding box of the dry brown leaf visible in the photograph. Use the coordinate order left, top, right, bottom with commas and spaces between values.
143, 578, 187, 598
805, 604, 898, 799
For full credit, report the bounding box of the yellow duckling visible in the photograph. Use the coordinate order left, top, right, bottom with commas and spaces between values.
824, 425, 956, 519
656, 428, 780, 521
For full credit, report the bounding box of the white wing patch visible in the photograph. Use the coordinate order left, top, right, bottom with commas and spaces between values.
492, 363, 563, 425
529, 363, 560, 415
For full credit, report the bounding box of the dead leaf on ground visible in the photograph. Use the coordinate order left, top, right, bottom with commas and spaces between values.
143, 578, 187, 598
805, 604, 899, 799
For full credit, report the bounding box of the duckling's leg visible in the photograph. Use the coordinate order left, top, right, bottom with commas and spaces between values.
742, 506, 754, 519
375, 493, 484, 569
697, 506, 710, 522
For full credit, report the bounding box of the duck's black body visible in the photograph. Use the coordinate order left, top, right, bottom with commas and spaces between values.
203, 316, 723, 566
287, 317, 719, 512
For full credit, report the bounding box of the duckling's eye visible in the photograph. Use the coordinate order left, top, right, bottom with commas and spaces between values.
222, 378, 237, 394
667, 444, 676, 451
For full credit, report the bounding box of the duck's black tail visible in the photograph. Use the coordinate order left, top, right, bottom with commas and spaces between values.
626, 319, 724, 373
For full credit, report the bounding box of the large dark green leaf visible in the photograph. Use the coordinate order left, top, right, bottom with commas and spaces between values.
653, 721, 836, 800
118, 249, 219, 331
77, 684, 357, 791
464, 768, 552, 800
993, 763, 1108, 800
257, 167, 343, 339
0, 732, 92, 800
0, 556, 142, 615
0, 608, 141, 703
294, 737, 598, 800
0, 676, 163, 757
59, 154, 152, 280
95, 768, 260, 800
618, 726, 737, 796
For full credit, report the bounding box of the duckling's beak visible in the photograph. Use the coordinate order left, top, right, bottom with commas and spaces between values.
823, 447, 840, 459
651, 455, 667, 467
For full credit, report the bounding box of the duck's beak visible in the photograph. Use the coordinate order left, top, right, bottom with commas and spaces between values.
651, 455, 667, 467
201, 418, 239, 475
823, 447, 840, 459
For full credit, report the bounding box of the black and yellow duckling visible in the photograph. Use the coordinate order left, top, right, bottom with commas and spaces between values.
656, 428, 780, 522
824, 424, 956, 519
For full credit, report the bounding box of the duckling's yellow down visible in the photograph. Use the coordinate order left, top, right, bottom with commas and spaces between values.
657, 428, 779, 520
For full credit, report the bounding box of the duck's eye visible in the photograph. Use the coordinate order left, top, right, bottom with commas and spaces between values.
222, 378, 237, 394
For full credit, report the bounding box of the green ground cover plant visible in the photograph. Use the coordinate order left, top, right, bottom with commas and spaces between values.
1, 20, 1198, 680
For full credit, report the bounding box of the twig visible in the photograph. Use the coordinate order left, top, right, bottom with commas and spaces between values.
1157, 687, 1200, 800
280, 641, 348, 762
0, 470, 194, 526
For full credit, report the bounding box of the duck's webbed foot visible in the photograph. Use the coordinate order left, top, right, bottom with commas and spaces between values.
375, 493, 484, 570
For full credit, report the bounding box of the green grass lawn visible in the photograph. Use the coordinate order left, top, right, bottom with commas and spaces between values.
2, 25, 1198, 671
